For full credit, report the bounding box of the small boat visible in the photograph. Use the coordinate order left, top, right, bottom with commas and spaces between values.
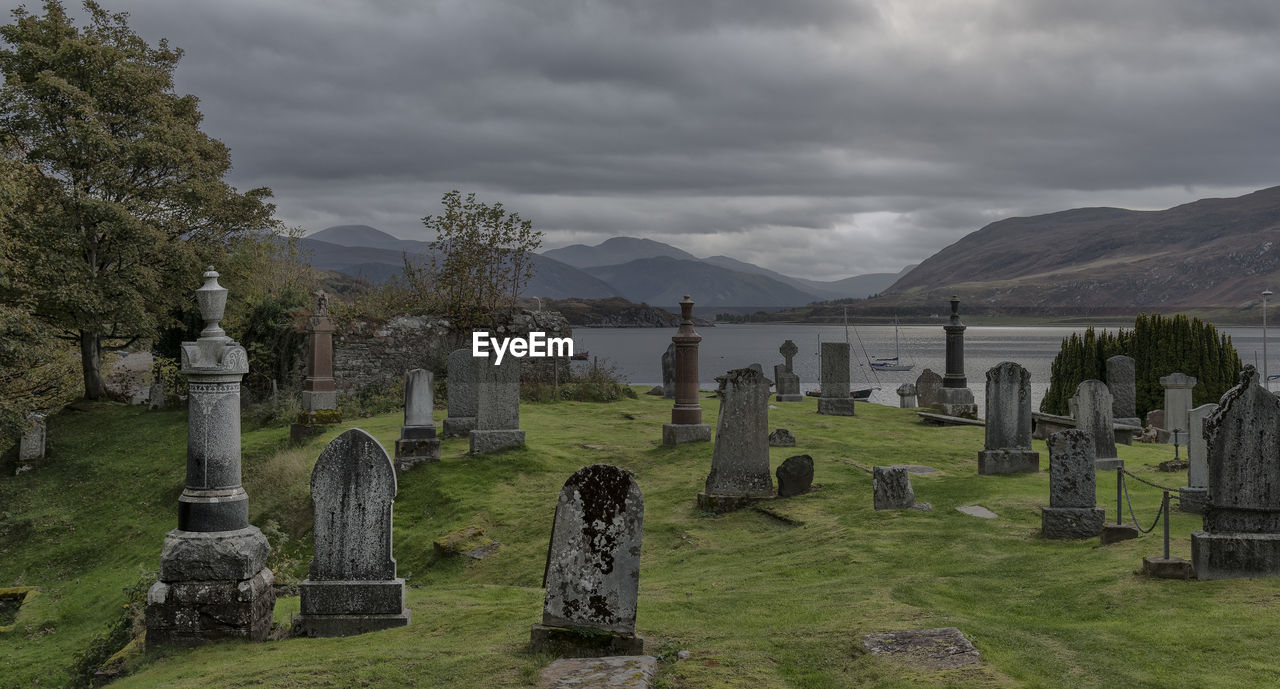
570, 351, 589, 361
805, 388, 874, 400
869, 317, 914, 371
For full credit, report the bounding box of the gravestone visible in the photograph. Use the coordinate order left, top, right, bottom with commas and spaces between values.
443, 348, 479, 437
470, 354, 525, 454
698, 368, 774, 511
873, 466, 926, 510
1106, 355, 1139, 425
147, 268, 274, 647
296, 429, 410, 636
978, 362, 1039, 474
1071, 379, 1121, 470
660, 343, 676, 399
933, 297, 978, 419
915, 369, 943, 409
662, 296, 711, 444
1179, 403, 1218, 514
290, 290, 341, 442
147, 381, 168, 411
18, 413, 45, 463
818, 342, 857, 416
897, 383, 917, 408
1161, 372, 1197, 443
776, 455, 814, 497
531, 464, 644, 656
775, 339, 802, 402
1192, 366, 1280, 579
1041, 429, 1105, 539
394, 369, 441, 471
769, 428, 796, 447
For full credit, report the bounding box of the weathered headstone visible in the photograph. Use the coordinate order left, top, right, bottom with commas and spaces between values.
662, 296, 711, 444
470, 354, 525, 454
296, 429, 410, 636
1192, 366, 1280, 579
978, 362, 1039, 474
873, 466, 927, 510
1040, 429, 1105, 539
776, 455, 814, 497
1161, 372, 1197, 444
1106, 355, 1139, 425
769, 428, 796, 447
147, 268, 274, 647
818, 342, 856, 416
395, 369, 441, 470
1071, 380, 1121, 470
1179, 403, 1218, 514
698, 368, 774, 511
531, 464, 644, 656
290, 290, 342, 442
18, 413, 45, 463
915, 369, 943, 408
443, 348, 479, 438
896, 383, 917, 408
147, 380, 168, 411
775, 340, 802, 402
932, 297, 978, 419
660, 342, 676, 399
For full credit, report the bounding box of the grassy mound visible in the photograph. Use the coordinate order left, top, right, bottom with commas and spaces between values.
2, 393, 1276, 688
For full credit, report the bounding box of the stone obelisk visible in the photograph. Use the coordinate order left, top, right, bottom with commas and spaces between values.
291, 290, 342, 442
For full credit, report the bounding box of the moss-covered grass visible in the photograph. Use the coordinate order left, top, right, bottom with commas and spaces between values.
2, 393, 1278, 688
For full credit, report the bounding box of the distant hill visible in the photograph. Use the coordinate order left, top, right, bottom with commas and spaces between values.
307, 224, 413, 251
541, 237, 698, 267
583, 256, 823, 308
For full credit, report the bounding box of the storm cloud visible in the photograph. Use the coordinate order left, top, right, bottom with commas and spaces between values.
59, 0, 1280, 279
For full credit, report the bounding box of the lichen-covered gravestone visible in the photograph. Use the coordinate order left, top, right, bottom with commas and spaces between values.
873, 466, 927, 510
296, 429, 410, 636
1179, 403, 1218, 514
915, 369, 943, 409
818, 342, 856, 416
978, 362, 1039, 474
776, 455, 814, 497
698, 368, 774, 512
896, 383, 917, 408
769, 428, 796, 447
1192, 366, 1280, 579
18, 413, 45, 464
532, 464, 644, 656
660, 342, 676, 399
1041, 429, 1105, 539
469, 354, 525, 454
774, 339, 802, 402
1106, 355, 1139, 425
443, 348, 478, 438
1071, 379, 1121, 470
394, 369, 441, 471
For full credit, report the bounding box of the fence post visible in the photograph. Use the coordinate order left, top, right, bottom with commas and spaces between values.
1116, 467, 1124, 525
1162, 491, 1171, 560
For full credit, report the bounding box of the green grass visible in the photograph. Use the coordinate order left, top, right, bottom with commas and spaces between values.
3, 393, 1279, 688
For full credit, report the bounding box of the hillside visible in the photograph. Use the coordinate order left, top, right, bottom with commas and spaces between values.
541, 236, 699, 267
882, 186, 1280, 311
583, 255, 823, 308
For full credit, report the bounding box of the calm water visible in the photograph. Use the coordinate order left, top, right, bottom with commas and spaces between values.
569, 324, 1276, 411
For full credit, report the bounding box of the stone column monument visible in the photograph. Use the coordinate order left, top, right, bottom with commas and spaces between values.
774, 339, 802, 402
1160, 372, 1197, 444
932, 296, 977, 418
146, 267, 274, 646
818, 342, 857, 416
697, 368, 774, 512
291, 290, 342, 442
1179, 402, 1218, 514
662, 296, 711, 444
1106, 355, 1140, 426
978, 362, 1039, 474
394, 368, 441, 471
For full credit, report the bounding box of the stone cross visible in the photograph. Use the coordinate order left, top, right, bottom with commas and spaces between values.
1160, 372, 1197, 444
1106, 355, 1138, 423
774, 340, 802, 402
915, 369, 943, 408
1040, 429, 1105, 539
470, 354, 525, 454
147, 267, 274, 647
660, 343, 676, 399
531, 464, 644, 656
978, 362, 1039, 474
780, 340, 798, 371
296, 429, 410, 636
442, 348, 479, 438
1179, 403, 1218, 514
896, 383, 917, 408
698, 368, 774, 511
1070, 379, 1120, 470
395, 369, 441, 471
818, 342, 856, 416
18, 412, 45, 463
1192, 366, 1280, 579
662, 296, 711, 444
933, 296, 977, 418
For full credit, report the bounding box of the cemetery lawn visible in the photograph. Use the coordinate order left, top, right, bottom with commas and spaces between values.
3, 394, 1278, 688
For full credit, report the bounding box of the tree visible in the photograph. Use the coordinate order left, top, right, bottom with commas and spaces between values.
421, 190, 542, 333
0, 1, 275, 399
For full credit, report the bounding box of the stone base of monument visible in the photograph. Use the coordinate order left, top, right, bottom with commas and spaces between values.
469, 429, 526, 454
696, 491, 774, 513
932, 387, 977, 419
1142, 556, 1195, 580
1191, 530, 1280, 580
1041, 506, 1105, 539
817, 397, 857, 416
146, 568, 275, 647
662, 423, 711, 445
1179, 487, 1206, 514
1100, 523, 1141, 545
294, 579, 411, 637
1094, 457, 1124, 471
290, 409, 342, 444
776, 394, 803, 402
301, 390, 338, 410
529, 623, 645, 657
156, 527, 271, 581
977, 449, 1040, 474
442, 416, 476, 438
394, 439, 442, 471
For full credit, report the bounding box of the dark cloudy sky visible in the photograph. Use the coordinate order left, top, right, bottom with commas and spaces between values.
71, 0, 1280, 280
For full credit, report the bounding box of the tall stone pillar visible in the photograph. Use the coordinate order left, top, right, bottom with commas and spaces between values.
291, 291, 342, 442
932, 296, 977, 418
146, 267, 274, 647
662, 296, 711, 445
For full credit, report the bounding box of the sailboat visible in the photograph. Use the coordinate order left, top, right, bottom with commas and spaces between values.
870, 318, 914, 372
807, 308, 876, 399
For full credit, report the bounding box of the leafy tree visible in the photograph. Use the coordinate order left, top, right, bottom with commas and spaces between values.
0, 1, 275, 399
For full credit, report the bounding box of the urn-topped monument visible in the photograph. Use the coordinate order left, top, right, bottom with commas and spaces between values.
662, 296, 711, 444
291, 290, 342, 442
931, 296, 978, 419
